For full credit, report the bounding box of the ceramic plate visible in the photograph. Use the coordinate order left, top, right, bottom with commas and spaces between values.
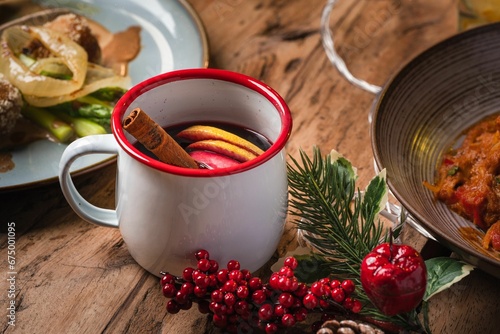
0, 0, 209, 191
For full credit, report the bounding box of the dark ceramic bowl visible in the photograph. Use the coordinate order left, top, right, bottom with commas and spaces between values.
371, 23, 500, 278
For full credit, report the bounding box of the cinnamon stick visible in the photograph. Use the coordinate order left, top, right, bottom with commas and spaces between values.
122, 108, 199, 169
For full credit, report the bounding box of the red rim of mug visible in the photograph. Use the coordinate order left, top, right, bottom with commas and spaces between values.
111, 68, 293, 177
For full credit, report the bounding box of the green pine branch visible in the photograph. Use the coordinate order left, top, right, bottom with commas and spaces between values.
287, 147, 421, 331
286, 147, 474, 333
287, 147, 385, 276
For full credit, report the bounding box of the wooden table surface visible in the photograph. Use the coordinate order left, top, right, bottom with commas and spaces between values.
1, 0, 499, 333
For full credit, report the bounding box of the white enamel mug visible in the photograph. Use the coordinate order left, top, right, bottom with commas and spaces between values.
59, 68, 293, 277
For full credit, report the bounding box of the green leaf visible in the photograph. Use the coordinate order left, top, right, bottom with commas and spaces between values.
362, 169, 388, 227
365, 169, 388, 214
328, 149, 358, 181
423, 257, 474, 301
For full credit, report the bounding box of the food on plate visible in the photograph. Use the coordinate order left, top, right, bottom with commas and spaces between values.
0, 11, 140, 147
0, 76, 22, 135
124, 110, 271, 169
424, 114, 500, 251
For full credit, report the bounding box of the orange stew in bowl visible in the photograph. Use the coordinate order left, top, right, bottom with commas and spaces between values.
424, 115, 500, 251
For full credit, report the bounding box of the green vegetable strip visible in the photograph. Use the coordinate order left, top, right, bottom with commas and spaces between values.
22, 105, 74, 142
89, 87, 127, 102
52, 110, 107, 137
21, 88, 125, 142
76, 103, 112, 121
77, 95, 112, 107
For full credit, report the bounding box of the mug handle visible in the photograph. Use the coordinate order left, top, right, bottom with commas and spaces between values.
58, 134, 119, 228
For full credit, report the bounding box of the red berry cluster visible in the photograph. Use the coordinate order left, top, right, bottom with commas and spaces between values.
160, 250, 362, 333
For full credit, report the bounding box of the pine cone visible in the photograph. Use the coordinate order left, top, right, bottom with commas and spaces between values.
317, 319, 385, 334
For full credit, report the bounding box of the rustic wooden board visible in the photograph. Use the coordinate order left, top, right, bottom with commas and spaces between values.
1, 1, 499, 333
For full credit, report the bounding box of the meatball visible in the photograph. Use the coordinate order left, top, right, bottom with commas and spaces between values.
0, 76, 23, 135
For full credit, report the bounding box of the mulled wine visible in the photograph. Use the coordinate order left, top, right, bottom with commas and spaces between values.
133, 121, 272, 169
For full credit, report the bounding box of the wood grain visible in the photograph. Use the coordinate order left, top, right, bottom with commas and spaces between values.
1, 1, 499, 333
